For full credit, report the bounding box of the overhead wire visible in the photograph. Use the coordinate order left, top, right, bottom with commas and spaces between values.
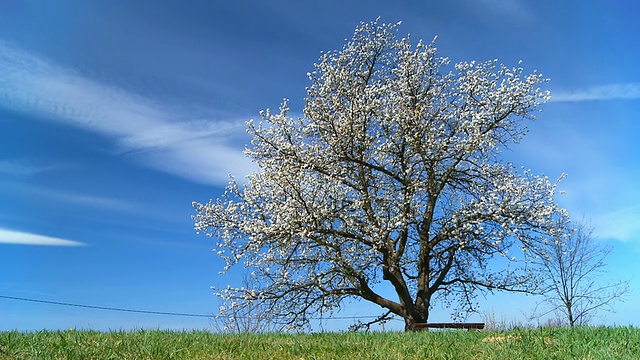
0, 295, 211, 318
0, 294, 399, 321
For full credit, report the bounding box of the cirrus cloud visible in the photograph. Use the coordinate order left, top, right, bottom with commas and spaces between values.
0, 40, 255, 186
0, 228, 85, 246
551, 83, 640, 102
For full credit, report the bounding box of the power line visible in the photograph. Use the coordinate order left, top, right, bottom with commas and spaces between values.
0, 294, 399, 321
0, 295, 211, 318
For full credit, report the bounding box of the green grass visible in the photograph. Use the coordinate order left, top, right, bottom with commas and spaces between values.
1, 327, 639, 359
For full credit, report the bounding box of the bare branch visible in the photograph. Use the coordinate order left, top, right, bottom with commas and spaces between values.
531, 219, 630, 327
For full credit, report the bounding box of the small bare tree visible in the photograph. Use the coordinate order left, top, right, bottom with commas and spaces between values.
533, 220, 629, 327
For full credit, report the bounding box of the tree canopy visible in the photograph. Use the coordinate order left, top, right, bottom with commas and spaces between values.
193, 19, 567, 331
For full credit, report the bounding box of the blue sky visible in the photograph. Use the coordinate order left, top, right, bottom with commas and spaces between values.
1, 0, 639, 331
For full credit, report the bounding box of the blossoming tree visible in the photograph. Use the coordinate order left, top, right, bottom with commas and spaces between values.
193, 20, 566, 331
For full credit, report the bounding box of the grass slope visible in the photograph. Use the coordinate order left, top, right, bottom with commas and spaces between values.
1, 327, 639, 359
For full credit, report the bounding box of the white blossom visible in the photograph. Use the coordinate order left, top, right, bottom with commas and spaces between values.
193, 19, 566, 331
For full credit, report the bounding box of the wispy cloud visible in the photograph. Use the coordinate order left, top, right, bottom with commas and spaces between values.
42, 190, 132, 211
0, 158, 59, 177
510, 115, 640, 243
474, 0, 534, 24
0, 40, 255, 185
0, 228, 85, 246
596, 203, 640, 242
551, 83, 640, 102
0, 180, 133, 212
563, 173, 640, 243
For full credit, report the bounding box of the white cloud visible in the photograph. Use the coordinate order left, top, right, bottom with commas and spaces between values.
508, 112, 640, 243
0, 228, 85, 246
551, 83, 640, 102
0, 40, 255, 186
44, 190, 132, 211
559, 172, 640, 243
596, 204, 640, 242
0, 159, 56, 176
474, 0, 534, 23
0, 180, 133, 212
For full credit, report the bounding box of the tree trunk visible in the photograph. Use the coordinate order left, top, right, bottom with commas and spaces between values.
403, 305, 430, 332
568, 308, 575, 327
404, 317, 417, 332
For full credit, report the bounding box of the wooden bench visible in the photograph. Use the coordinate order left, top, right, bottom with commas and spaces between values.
414, 322, 485, 331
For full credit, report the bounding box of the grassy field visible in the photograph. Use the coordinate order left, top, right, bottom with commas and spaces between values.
1, 327, 639, 359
